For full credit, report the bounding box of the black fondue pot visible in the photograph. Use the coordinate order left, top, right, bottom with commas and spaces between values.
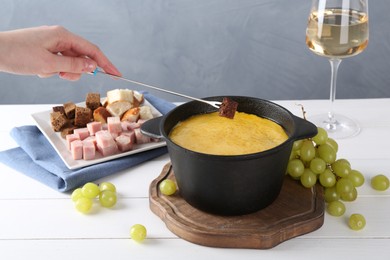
141, 96, 317, 216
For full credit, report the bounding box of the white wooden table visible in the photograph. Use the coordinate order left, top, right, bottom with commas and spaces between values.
0, 99, 389, 260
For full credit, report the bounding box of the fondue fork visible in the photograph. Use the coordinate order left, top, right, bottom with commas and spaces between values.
89, 68, 222, 109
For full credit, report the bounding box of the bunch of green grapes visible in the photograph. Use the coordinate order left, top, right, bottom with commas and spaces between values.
71, 181, 117, 214
288, 127, 366, 229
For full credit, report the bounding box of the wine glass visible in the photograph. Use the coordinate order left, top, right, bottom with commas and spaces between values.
305, 0, 369, 139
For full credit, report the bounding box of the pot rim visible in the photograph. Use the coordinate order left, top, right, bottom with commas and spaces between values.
160, 95, 308, 160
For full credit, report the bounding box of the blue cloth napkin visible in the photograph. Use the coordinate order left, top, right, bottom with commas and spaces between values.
0, 93, 176, 192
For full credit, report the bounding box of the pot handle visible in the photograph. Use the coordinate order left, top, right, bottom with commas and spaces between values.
140, 116, 164, 139
292, 115, 318, 141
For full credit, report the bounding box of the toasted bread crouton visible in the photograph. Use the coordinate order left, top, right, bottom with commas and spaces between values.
121, 107, 141, 122
219, 97, 238, 119
106, 89, 134, 104
93, 106, 112, 124
106, 101, 133, 118
139, 105, 154, 120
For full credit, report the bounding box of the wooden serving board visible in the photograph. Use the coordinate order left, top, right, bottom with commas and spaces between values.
149, 163, 324, 249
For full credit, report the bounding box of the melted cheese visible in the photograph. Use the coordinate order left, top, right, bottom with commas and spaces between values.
169, 112, 288, 155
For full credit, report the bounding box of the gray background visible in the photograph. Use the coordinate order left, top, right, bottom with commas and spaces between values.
0, 0, 389, 104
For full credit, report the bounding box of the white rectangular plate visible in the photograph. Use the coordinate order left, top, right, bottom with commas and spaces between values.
31, 99, 166, 170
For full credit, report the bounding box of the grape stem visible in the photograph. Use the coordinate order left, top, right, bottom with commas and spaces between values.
295, 103, 307, 120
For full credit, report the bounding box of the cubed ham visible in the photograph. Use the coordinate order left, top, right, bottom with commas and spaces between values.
95, 130, 118, 156
83, 141, 96, 160
73, 127, 90, 141
107, 116, 122, 134
123, 121, 142, 130
115, 134, 133, 152
121, 130, 136, 144
66, 134, 80, 151
97, 143, 118, 157
134, 128, 151, 144
83, 136, 97, 149
110, 132, 119, 139
121, 121, 133, 132
87, 121, 102, 136
95, 130, 116, 148
70, 140, 83, 160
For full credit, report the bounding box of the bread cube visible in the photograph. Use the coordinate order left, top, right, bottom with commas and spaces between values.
50, 111, 68, 132
63, 102, 76, 119
85, 92, 101, 111
74, 107, 92, 127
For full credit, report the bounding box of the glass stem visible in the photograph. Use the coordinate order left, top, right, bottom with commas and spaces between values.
327, 58, 342, 127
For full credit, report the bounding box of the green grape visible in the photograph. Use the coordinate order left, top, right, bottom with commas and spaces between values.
309, 157, 326, 174
340, 187, 358, 202
159, 179, 177, 195
292, 140, 303, 151
300, 168, 317, 188
81, 182, 100, 199
289, 150, 299, 160
348, 214, 366, 230
99, 182, 117, 193
287, 159, 305, 178
71, 188, 83, 202
317, 144, 337, 164
312, 127, 328, 145
319, 168, 336, 188
130, 224, 147, 242
336, 178, 354, 195
326, 200, 346, 217
332, 159, 351, 178
336, 158, 351, 167
324, 186, 340, 203
99, 190, 117, 208
325, 138, 338, 153
348, 170, 365, 188
75, 197, 93, 214
300, 140, 316, 162
370, 174, 390, 191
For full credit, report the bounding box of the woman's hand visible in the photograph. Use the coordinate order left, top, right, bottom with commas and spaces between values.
0, 25, 121, 81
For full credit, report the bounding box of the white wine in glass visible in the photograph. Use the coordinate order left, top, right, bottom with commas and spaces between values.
306, 0, 369, 139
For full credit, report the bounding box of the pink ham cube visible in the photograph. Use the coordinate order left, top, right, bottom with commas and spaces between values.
97, 143, 118, 156
95, 130, 118, 156
134, 128, 151, 144
87, 121, 102, 136
70, 140, 83, 160
121, 130, 136, 144
83, 136, 97, 149
83, 140, 96, 160
66, 134, 80, 151
121, 121, 132, 132
121, 121, 141, 131
115, 134, 133, 152
95, 130, 116, 148
73, 128, 90, 141
110, 132, 119, 139
107, 116, 122, 134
